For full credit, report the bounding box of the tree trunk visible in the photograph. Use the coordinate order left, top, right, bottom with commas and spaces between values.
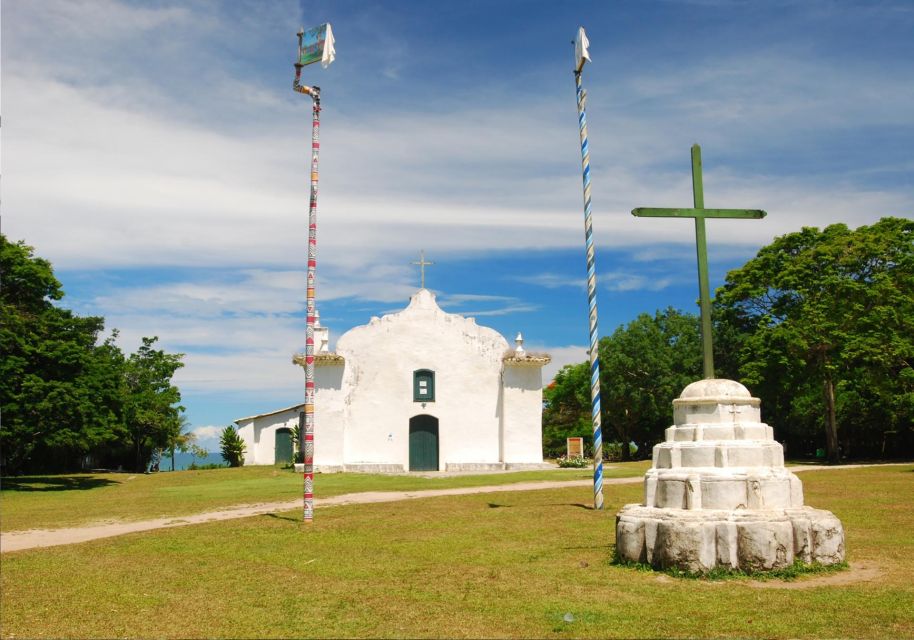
620, 423, 632, 461
135, 436, 143, 473
823, 372, 839, 464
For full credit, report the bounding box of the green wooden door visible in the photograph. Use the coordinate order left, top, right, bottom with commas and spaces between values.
409, 415, 439, 471
275, 428, 293, 464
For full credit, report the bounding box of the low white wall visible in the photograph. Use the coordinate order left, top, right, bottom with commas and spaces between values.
501, 366, 545, 463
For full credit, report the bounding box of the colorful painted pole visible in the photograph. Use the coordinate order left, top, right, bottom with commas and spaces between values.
572, 27, 604, 510
293, 27, 325, 523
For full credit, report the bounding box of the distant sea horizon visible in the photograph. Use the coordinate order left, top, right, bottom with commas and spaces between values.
155, 451, 225, 471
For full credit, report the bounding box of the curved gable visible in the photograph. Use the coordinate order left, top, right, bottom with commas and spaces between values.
336, 289, 509, 363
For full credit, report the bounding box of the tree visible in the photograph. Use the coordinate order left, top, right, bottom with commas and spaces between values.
292, 416, 304, 464
542, 361, 591, 458
166, 419, 196, 471
0, 236, 126, 473
220, 426, 246, 467
189, 444, 210, 469
0, 235, 189, 474
542, 308, 703, 460
716, 217, 914, 462
598, 308, 702, 459
122, 337, 185, 472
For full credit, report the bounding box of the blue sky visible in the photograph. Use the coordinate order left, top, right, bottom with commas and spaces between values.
4, 0, 913, 451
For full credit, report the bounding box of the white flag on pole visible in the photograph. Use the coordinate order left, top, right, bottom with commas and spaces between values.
575, 26, 590, 71
321, 23, 336, 68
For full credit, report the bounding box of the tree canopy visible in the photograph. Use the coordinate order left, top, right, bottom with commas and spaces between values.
543, 308, 702, 460
715, 217, 914, 461
0, 235, 186, 474
542, 360, 591, 458
543, 217, 913, 462
599, 308, 702, 459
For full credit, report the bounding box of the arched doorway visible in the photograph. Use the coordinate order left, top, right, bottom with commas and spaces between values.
409, 415, 439, 471
275, 428, 293, 464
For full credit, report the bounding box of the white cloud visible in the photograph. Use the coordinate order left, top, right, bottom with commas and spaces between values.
454, 303, 540, 318
6, 43, 911, 283
4, 0, 911, 434
602, 272, 675, 293
93, 271, 305, 317
176, 351, 302, 396
438, 293, 517, 305
190, 425, 226, 452
513, 273, 587, 290
536, 345, 589, 383
437, 293, 539, 317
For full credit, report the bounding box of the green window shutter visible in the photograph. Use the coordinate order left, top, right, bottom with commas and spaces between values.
413, 369, 435, 402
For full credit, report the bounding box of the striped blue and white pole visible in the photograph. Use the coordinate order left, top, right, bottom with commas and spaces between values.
573, 39, 604, 511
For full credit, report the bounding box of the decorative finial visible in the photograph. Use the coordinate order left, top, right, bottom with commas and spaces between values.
515, 332, 525, 356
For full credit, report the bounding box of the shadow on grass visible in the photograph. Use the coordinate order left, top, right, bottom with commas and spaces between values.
0, 476, 120, 492
262, 513, 301, 523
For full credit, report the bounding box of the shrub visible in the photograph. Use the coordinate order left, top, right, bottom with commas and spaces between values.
219, 426, 246, 467
188, 462, 226, 470
604, 441, 639, 462
557, 455, 588, 468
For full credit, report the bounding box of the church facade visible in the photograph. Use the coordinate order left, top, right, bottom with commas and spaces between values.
234, 289, 550, 472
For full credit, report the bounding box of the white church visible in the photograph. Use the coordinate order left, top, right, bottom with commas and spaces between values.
234, 288, 551, 472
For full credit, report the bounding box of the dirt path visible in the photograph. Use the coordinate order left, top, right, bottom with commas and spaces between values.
2, 463, 905, 553
651, 562, 883, 589
0, 477, 617, 552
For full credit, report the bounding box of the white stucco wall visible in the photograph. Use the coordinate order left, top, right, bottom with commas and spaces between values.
236, 406, 300, 466
314, 363, 346, 466
502, 365, 545, 463
335, 289, 507, 471
237, 289, 548, 469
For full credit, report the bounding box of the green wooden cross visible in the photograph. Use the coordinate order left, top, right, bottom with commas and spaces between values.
632, 144, 766, 379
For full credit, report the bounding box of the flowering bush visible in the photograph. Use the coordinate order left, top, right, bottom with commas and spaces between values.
556, 455, 588, 468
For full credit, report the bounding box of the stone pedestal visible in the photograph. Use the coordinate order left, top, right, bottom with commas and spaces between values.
615, 379, 845, 573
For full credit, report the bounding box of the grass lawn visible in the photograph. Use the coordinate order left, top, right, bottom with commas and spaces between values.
0, 462, 650, 532
1, 464, 912, 638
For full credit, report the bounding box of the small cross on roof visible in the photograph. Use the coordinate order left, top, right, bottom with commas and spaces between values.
412, 250, 434, 289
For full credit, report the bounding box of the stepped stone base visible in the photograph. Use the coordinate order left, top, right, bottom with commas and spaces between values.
615, 379, 845, 573
616, 504, 845, 572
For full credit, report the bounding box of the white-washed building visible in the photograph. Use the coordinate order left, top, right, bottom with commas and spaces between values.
235, 289, 551, 472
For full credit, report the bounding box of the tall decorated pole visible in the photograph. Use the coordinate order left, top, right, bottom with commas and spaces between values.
292, 23, 335, 523
572, 27, 604, 510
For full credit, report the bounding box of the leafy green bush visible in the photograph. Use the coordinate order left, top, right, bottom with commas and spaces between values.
604, 442, 638, 462
188, 462, 226, 470
219, 426, 246, 467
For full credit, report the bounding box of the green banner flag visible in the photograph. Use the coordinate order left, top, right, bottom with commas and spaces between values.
299, 23, 335, 68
